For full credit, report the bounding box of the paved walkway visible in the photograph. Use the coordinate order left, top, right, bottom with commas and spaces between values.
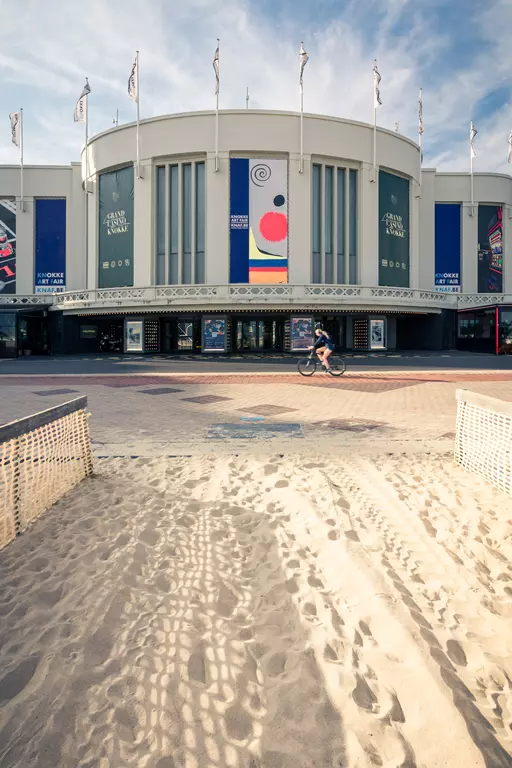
2, 371, 512, 456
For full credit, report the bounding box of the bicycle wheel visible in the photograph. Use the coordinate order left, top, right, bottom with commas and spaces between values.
297, 357, 317, 376
328, 356, 346, 377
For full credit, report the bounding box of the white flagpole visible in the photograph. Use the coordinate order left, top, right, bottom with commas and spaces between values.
300, 77, 304, 174
470, 121, 476, 217
20, 108, 24, 213
418, 88, 423, 191
214, 39, 220, 173
135, 50, 140, 179
470, 147, 474, 217
372, 60, 381, 184
299, 42, 308, 175
246, 86, 249, 109
373, 103, 377, 183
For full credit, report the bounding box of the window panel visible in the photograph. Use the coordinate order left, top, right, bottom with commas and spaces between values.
325, 166, 333, 283
156, 166, 166, 285
182, 164, 192, 283
337, 168, 345, 284
312, 164, 321, 282
169, 165, 179, 284
195, 162, 205, 284
349, 169, 358, 284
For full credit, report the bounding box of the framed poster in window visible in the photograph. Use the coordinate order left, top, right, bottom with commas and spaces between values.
291, 317, 314, 350
369, 319, 386, 350
202, 316, 227, 353
125, 319, 143, 353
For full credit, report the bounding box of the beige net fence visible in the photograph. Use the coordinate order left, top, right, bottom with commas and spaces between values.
0, 397, 93, 550
455, 389, 512, 497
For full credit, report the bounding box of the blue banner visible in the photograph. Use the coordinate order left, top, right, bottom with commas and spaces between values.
435, 203, 461, 292
230, 158, 250, 283
35, 199, 66, 293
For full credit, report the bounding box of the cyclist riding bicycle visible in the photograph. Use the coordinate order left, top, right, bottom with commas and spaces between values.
308, 328, 335, 373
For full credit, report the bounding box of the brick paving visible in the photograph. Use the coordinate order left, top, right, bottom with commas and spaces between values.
2, 371, 512, 457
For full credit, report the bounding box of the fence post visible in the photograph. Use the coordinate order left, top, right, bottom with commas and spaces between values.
13, 436, 21, 536
82, 409, 94, 477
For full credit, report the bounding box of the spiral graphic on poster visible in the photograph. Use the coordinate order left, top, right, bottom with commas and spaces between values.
250, 163, 272, 187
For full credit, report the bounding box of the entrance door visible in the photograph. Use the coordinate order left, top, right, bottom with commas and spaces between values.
235, 319, 283, 352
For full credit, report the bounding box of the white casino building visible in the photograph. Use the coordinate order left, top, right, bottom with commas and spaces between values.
0, 109, 511, 357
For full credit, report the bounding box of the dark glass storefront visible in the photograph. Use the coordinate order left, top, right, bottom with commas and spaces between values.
0, 309, 49, 358
51, 309, 455, 355
457, 305, 512, 354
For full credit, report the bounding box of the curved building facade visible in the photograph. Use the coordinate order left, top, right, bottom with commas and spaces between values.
0, 110, 511, 356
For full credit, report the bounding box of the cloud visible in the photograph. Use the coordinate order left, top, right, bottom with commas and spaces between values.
0, 0, 510, 175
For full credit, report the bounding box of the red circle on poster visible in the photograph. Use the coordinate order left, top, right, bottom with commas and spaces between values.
259, 212, 288, 242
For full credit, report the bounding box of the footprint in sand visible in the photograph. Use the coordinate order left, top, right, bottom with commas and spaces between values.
0, 656, 39, 704
352, 673, 378, 712
187, 644, 207, 685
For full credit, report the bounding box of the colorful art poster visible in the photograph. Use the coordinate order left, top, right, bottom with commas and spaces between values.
378, 171, 410, 288
203, 316, 227, 353
230, 158, 288, 284
125, 320, 143, 352
291, 317, 314, 350
99, 166, 134, 288
35, 198, 66, 293
0, 199, 16, 294
478, 205, 503, 293
370, 318, 386, 350
434, 203, 461, 293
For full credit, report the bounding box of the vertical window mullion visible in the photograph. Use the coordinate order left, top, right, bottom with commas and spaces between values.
344, 168, 350, 284
349, 169, 358, 284
337, 168, 345, 285
191, 162, 196, 285
312, 163, 322, 283
164, 165, 169, 284
320, 165, 325, 283
177, 163, 183, 284
332, 167, 338, 284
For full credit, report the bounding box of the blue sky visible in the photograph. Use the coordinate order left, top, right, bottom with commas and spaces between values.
0, 0, 511, 172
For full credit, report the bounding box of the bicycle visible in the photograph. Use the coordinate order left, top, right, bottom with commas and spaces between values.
297, 350, 346, 377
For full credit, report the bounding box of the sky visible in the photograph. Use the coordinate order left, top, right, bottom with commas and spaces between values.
0, 0, 511, 173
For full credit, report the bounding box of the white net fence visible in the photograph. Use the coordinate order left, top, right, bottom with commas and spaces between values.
0, 397, 93, 550
455, 389, 512, 497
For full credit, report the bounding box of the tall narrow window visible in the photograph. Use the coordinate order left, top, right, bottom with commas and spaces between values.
336, 169, 345, 284
325, 166, 334, 284
312, 164, 322, 283
169, 165, 179, 284
349, 170, 358, 284
195, 162, 205, 284
156, 167, 166, 285
182, 164, 192, 284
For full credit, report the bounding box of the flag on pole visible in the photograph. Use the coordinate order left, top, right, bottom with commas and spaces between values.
508, 130, 512, 163
418, 89, 424, 135
299, 41, 309, 88
128, 54, 138, 102
213, 41, 220, 95
373, 60, 382, 107
74, 79, 90, 123
470, 121, 477, 158
9, 111, 21, 147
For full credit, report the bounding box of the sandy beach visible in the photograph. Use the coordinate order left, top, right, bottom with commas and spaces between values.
0, 452, 511, 767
